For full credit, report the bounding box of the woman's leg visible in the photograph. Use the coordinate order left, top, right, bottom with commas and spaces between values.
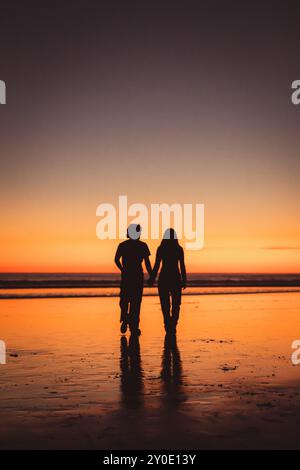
158, 283, 171, 332
170, 284, 182, 332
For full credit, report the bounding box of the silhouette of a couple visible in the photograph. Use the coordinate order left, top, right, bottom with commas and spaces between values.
115, 224, 186, 336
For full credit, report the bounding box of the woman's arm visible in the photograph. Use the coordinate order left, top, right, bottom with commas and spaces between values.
179, 248, 187, 289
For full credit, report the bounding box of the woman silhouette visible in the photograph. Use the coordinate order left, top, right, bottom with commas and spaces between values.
149, 228, 186, 334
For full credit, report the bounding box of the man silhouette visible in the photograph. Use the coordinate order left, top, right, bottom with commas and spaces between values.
115, 224, 152, 335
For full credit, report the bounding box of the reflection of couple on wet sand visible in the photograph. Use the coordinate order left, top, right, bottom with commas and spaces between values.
120, 333, 184, 410
115, 224, 186, 336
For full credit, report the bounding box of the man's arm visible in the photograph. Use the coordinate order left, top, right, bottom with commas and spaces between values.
144, 255, 152, 277
149, 248, 162, 284
114, 246, 123, 272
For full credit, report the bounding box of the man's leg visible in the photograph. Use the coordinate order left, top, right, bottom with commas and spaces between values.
129, 286, 143, 334
120, 284, 129, 333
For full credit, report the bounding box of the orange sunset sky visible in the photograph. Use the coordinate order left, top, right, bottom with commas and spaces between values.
0, 4, 299, 273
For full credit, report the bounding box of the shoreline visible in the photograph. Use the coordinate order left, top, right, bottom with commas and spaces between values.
1, 286, 300, 300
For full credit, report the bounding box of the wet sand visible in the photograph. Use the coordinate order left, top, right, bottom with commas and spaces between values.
1, 292, 300, 449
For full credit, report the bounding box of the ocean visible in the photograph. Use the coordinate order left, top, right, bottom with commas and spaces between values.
0, 273, 299, 299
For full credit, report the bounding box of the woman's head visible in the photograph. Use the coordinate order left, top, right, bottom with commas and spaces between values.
160, 228, 179, 247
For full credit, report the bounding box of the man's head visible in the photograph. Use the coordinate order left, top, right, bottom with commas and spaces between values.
127, 224, 142, 240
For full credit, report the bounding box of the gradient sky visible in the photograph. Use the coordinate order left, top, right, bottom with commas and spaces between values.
0, 1, 299, 272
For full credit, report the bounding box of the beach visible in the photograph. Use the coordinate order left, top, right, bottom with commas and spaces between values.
1, 290, 300, 450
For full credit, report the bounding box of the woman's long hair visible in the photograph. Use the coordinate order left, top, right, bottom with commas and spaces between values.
159, 228, 180, 249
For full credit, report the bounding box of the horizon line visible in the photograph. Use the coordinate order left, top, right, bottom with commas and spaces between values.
0, 271, 300, 276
